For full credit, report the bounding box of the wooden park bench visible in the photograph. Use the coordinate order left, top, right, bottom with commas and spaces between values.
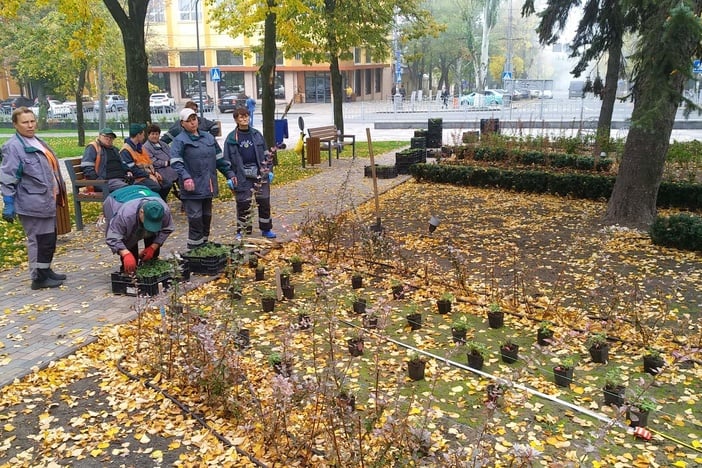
307, 125, 356, 166
64, 157, 108, 230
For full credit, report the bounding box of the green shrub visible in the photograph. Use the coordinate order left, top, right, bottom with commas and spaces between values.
650, 213, 702, 252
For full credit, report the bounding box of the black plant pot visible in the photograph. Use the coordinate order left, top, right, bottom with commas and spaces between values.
537, 329, 554, 346
643, 354, 664, 375
363, 314, 378, 329
553, 366, 574, 387
235, 328, 250, 349
255, 268, 265, 281
406, 313, 422, 330
351, 275, 363, 289
391, 284, 404, 299
603, 385, 626, 407
467, 352, 484, 370
407, 360, 426, 381
500, 344, 519, 364
487, 311, 504, 329
298, 314, 311, 330
273, 360, 293, 377
347, 338, 364, 357
291, 261, 303, 273
336, 392, 356, 412
589, 344, 610, 364
352, 299, 367, 314
451, 328, 467, 344
261, 297, 275, 313
279, 273, 291, 289
436, 300, 451, 315
627, 407, 650, 428
282, 285, 295, 300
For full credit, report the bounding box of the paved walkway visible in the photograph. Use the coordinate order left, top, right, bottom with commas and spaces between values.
0, 147, 412, 388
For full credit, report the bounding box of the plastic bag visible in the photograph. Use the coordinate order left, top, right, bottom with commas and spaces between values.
294, 137, 304, 155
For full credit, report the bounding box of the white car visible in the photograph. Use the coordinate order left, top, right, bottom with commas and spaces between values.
149, 93, 175, 112
48, 100, 71, 117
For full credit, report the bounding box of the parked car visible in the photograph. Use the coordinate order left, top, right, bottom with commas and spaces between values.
1, 96, 34, 114
149, 92, 175, 112
47, 100, 71, 118
459, 90, 503, 107
569, 80, 585, 99
64, 96, 96, 113
104, 94, 126, 112
218, 93, 247, 113
529, 89, 542, 99
188, 94, 214, 112
541, 90, 553, 99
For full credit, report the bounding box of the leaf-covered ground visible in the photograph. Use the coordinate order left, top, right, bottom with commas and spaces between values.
0, 181, 700, 467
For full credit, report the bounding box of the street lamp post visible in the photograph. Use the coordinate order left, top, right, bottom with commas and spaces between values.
195, 0, 204, 119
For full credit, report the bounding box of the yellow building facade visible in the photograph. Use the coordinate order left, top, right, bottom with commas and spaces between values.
146, 0, 392, 107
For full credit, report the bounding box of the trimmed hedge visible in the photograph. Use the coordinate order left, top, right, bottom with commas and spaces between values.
650, 213, 702, 252
461, 145, 613, 172
409, 163, 702, 210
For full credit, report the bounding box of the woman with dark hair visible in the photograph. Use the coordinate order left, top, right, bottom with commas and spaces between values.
143, 123, 178, 201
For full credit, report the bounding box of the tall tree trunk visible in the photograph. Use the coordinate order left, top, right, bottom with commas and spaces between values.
595, 37, 622, 153
121, 23, 149, 124
604, 1, 699, 229
330, 56, 344, 133
103, 0, 150, 125
261, 8, 277, 150
604, 79, 677, 228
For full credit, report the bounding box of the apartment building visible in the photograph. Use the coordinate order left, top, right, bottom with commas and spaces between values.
1, 1, 392, 105
146, 0, 392, 105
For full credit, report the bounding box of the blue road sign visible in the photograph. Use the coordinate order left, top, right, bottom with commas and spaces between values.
210, 67, 221, 82
502, 71, 513, 80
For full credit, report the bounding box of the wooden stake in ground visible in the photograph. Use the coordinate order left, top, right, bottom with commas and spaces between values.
366, 128, 382, 232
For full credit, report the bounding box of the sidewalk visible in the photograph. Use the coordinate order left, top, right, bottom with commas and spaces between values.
0, 149, 412, 388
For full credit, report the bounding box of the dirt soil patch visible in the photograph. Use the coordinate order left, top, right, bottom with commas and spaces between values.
0, 181, 700, 466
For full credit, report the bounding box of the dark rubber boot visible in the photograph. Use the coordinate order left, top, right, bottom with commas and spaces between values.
31, 269, 63, 290
47, 268, 67, 280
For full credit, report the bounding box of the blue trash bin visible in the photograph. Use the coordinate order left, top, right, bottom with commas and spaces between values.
274, 119, 289, 148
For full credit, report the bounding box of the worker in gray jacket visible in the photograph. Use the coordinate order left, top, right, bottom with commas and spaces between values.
0, 107, 68, 289
171, 107, 236, 250
103, 185, 174, 275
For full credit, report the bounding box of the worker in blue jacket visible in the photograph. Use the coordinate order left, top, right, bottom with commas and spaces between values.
171, 107, 237, 250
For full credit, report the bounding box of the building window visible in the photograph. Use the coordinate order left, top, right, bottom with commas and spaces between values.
354, 48, 361, 64
365, 50, 371, 64
217, 50, 244, 66
149, 51, 169, 67
256, 72, 285, 99
365, 70, 371, 94
179, 0, 201, 21
254, 52, 284, 66
218, 71, 245, 96
180, 72, 207, 98
375, 68, 382, 93
147, 0, 166, 23
355, 73, 362, 97
180, 51, 204, 67
149, 72, 171, 93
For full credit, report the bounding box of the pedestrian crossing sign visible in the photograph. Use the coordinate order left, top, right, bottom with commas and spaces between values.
502, 71, 513, 80
210, 68, 221, 82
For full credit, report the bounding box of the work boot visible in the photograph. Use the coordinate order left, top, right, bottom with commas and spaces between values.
47, 268, 67, 281
31, 269, 63, 290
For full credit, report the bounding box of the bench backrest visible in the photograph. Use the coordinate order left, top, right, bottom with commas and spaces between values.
308, 125, 338, 140
65, 157, 87, 185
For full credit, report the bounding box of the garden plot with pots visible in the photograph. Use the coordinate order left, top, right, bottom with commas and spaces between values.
0, 181, 700, 466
